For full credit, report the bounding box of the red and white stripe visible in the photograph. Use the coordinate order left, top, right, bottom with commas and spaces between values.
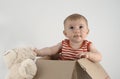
59, 39, 91, 60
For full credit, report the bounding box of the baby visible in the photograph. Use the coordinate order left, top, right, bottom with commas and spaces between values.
34, 13, 102, 62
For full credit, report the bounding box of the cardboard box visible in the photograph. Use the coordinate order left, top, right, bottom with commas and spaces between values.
33, 58, 110, 79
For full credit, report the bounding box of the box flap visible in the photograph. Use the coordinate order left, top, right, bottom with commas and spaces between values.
72, 62, 92, 79
77, 58, 110, 79
34, 59, 76, 79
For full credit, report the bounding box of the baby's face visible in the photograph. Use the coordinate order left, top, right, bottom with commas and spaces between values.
64, 19, 89, 43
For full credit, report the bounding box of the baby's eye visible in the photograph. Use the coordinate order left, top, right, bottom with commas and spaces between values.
79, 26, 83, 29
69, 26, 74, 29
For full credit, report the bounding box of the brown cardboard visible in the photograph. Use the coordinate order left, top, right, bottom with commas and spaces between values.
33, 58, 110, 79
77, 59, 110, 79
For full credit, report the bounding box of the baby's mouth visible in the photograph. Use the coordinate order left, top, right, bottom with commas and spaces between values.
74, 35, 82, 38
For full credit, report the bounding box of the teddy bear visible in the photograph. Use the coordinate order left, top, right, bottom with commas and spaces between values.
3, 47, 37, 79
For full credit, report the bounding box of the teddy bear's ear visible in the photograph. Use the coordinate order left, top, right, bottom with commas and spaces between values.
3, 50, 17, 69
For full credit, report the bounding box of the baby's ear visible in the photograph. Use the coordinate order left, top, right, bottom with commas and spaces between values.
3, 50, 17, 68
87, 29, 90, 34
63, 30, 67, 36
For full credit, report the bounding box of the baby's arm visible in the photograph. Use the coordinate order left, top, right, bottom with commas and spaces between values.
80, 43, 102, 62
34, 43, 62, 57
87, 43, 102, 62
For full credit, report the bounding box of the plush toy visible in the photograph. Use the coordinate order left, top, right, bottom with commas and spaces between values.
4, 47, 37, 79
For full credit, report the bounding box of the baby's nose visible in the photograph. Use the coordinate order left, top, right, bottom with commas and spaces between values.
74, 29, 80, 33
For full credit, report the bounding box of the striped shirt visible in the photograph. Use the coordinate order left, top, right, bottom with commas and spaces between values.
59, 39, 91, 60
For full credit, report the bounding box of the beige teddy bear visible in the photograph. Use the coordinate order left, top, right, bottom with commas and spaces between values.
4, 47, 37, 79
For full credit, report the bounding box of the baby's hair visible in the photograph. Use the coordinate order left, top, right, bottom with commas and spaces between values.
64, 13, 88, 26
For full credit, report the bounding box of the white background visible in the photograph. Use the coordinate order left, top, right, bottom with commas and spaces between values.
0, 0, 120, 79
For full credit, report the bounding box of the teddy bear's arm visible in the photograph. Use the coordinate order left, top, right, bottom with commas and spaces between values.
18, 59, 37, 79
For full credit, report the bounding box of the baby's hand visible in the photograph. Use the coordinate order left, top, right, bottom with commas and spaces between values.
33, 48, 39, 56
33, 48, 37, 52
79, 52, 89, 58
